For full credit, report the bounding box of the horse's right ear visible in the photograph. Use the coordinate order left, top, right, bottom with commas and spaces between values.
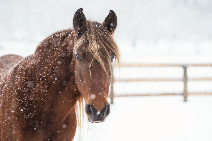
73, 8, 87, 38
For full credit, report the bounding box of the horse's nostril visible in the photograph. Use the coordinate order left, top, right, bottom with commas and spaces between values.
85, 104, 92, 115
99, 104, 110, 117
85, 104, 97, 116
104, 104, 110, 116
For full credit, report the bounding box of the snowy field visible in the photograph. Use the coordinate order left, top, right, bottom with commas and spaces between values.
73, 96, 212, 141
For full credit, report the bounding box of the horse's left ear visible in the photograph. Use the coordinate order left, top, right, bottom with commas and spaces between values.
103, 10, 117, 33
73, 8, 87, 38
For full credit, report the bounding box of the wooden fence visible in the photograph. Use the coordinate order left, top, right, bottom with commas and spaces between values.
109, 63, 212, 104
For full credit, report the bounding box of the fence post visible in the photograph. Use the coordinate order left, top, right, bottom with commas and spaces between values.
110, 68, 114, 104
183, 65, 188, 102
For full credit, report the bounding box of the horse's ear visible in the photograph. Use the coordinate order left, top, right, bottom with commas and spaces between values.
73, 8, 87, 38
103, 10, 117, 33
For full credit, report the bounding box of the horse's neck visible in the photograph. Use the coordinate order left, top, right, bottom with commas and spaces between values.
33, 29, 76, 92
26, 29, 79, 120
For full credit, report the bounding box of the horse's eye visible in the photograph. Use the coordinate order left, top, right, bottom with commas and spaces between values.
110, 52, 115, 62
76, 54, 83, 62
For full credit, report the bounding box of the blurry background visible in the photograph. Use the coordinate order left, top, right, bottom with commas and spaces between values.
1, 0, 212, 59
1, 0, 212, 141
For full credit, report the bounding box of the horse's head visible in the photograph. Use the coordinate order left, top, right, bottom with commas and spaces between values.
73, 8, 119, 123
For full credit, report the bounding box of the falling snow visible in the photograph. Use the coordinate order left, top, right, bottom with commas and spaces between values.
1, 1, 212, 141
90, 94, 96, 99
57, 61, 62, 65
62, 124, 67, 128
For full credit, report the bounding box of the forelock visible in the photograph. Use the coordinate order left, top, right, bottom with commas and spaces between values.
74, 21, 120, 75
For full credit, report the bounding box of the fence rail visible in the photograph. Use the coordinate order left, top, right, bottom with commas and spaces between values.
116, 63, 212, 67
115, 78, 212, 82
110, 63, 212, 104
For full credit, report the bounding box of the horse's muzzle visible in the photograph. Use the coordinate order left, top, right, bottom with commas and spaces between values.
85, 104, 110, 123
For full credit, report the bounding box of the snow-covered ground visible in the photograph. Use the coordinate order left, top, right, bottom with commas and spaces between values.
73, 96, 212, 141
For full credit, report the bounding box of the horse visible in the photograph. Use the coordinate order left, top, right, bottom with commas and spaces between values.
0, 8, 120, 140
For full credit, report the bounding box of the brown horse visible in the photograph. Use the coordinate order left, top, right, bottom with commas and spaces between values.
0, 8, 120, 141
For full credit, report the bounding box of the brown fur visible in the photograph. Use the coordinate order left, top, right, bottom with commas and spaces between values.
0, 8, 119, 140
0, 54, 23, 77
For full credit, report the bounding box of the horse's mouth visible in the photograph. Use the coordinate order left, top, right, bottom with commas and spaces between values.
88, 118, 105, 123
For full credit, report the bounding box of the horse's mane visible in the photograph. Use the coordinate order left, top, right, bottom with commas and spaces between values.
74, 21, 120, 74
